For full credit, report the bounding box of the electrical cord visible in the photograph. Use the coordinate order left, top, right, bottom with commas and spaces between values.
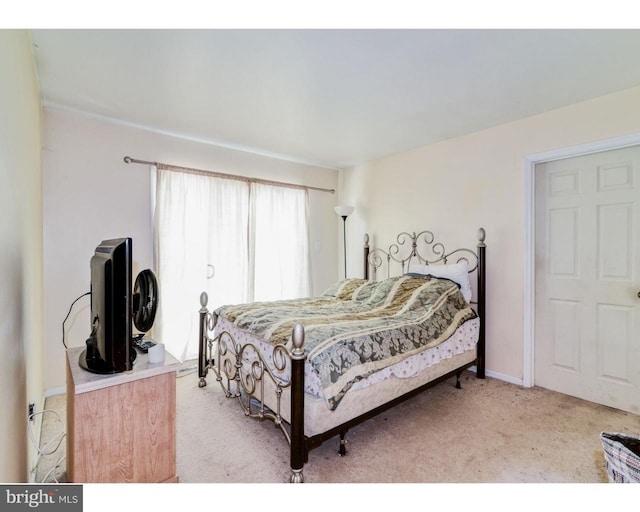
62, 291, 91, 349
28, 408, 67, 483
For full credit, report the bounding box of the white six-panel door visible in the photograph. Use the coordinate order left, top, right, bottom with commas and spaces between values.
535, 146, 640, 414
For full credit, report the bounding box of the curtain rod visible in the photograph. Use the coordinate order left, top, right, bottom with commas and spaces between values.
123, 156, 335, 194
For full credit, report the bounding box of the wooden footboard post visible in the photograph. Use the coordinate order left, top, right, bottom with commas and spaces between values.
476, 228, 486, 379
198, 291, 209, 387
290, 323, 306, 483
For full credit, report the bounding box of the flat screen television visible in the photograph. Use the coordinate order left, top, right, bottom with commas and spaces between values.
79, 237, 136, 374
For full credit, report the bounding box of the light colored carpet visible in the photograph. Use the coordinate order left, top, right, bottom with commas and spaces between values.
176, 368, 640, 483
36, 367, 640, 484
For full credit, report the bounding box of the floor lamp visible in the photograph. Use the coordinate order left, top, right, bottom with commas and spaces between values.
334, 205, 354, 278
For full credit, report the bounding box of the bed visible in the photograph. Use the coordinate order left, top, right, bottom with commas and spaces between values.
197, 227, 486, 482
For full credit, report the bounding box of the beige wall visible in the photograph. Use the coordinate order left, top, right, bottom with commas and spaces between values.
342, 85, 640, 382
42, 108, 339, 391
0, 30, 44, 482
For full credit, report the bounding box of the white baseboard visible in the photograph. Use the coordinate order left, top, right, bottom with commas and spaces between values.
485, 369, 524, 387
44, 386, 66, 398
468, 365, 525, 387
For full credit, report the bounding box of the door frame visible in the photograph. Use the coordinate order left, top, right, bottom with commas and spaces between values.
523, 132, 640, 388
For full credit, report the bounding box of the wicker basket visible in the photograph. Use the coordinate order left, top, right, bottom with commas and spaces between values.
600, 432, 640, 483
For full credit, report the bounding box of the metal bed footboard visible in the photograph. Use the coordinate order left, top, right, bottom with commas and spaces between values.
198, 293, 306, 482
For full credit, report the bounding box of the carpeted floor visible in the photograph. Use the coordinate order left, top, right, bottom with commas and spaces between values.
36, 367, 640, 485
175, 368, 640, 483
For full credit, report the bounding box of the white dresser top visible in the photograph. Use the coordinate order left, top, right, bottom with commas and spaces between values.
67, 344, 181, 394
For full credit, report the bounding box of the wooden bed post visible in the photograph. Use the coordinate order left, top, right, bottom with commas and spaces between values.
476, 228, 486, 379
290, 323, 306, 483
364, 233, 370, 280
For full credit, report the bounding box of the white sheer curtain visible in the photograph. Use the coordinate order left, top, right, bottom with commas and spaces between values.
251, 183, 311, 302
154, 166, 248, 361
153, 166, 311, 361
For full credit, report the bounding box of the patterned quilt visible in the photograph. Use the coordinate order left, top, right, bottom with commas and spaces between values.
216, 275, 477, 409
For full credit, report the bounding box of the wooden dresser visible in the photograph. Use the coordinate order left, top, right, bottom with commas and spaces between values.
66, 345, 180, 483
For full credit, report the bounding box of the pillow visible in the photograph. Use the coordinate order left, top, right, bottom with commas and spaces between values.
407, 261, 472, 302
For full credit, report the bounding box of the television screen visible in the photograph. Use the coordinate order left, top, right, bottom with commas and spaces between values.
79, 237, 136, 374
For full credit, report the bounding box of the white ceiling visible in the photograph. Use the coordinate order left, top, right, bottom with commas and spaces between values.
30, 29, 640, 169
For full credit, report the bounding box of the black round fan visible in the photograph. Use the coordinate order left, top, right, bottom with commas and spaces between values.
132, 269, 158, 333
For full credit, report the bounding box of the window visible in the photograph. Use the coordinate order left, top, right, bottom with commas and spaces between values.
153, 165, 310, 361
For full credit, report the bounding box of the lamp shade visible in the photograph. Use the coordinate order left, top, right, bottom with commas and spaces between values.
334, 205, 355, 217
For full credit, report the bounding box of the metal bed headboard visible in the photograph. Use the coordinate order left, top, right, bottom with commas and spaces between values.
364, 227, 486, 282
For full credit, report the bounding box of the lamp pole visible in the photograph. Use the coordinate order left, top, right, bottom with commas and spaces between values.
334, 205, 354, 279
341, 215, 348, 278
